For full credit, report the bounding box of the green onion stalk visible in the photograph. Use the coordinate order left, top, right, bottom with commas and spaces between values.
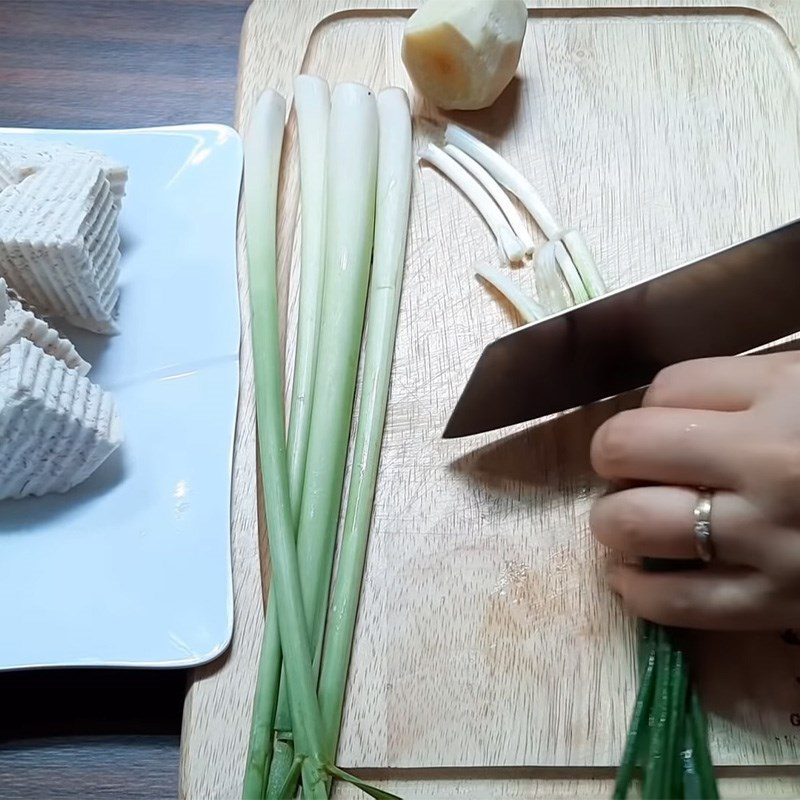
614, 618, 719, 800
264, 80, 379, 799
263, 74, 332, 799
294, 79, 379, 668
242, 86, 404, 800
318, 87, 414, 760
241, 88, 329, 800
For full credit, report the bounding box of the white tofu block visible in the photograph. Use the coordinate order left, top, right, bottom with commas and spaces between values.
0, 160, 121, 334
0, 140, 128, 206
0, 278, 90, 376
0, 339, 121, 499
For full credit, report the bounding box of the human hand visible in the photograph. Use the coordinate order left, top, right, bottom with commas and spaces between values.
589, 352, 800, 630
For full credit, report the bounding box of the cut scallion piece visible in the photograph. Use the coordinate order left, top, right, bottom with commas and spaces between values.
534, 240, 570, 312
473, 262, 545, 323
444, 124, 605, 302
553, 239, 589, 304
443, 143, 534, 256
563, 228, 606, 298
418, 143, 526, 264
444, 123, 560, 239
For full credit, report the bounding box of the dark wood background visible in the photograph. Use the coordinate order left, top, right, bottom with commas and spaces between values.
0, 1, 249, 797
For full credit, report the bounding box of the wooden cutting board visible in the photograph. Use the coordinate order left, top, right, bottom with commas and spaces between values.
181, 1, 800, 796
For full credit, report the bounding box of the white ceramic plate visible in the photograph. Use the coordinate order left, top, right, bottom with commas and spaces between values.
0, 124, 242, 669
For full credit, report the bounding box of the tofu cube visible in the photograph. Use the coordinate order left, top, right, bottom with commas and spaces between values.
0, 160, 121, 334
0, 338, 121, 499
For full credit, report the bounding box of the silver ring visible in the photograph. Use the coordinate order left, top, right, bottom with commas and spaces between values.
693, 488, 715, 563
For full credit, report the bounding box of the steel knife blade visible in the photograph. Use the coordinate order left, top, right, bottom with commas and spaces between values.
444, 219, 800, 438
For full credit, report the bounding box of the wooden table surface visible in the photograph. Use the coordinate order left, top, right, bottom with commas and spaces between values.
0, 1, 248, 797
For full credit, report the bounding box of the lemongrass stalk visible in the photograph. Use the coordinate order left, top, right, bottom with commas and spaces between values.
563, 228, 606, 298
553, 239, 589, 304
264, 76, 332, 793
241, 88, 328, 800
317, 87, 413, 762
443, 143, 534, 256
418, 143, 526, 264
534, 240, 570, 312
473, 262, 545, 323
296, 81, 378, 665
444, 123, 560, 239
287, 75, 331, 521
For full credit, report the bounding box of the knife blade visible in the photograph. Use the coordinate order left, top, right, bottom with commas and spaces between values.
444, 218, 800, 438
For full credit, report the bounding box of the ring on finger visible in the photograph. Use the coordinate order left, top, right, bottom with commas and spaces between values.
693, 487, 715, 563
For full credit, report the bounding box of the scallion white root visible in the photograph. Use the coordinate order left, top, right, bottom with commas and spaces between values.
318, 86, 413, 762
473, 262, 545, 323
418, 143, 526, 264
534, 240, 570, 312
443, 143, 534, 256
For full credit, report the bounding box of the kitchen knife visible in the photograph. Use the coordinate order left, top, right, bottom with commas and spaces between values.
444, 218, 800, 438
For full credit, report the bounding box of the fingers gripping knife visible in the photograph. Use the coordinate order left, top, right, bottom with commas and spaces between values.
444, 219, 800, 438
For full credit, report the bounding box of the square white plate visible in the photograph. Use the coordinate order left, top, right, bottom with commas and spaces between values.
0, 124, 242, 669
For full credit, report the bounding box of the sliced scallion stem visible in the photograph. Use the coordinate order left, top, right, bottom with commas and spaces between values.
613, 633, 658, 799
418, 143, 526, 264
664, 646, 688, 798
443, 143, 534, 256
563, 228, 606, 298
473, 262, 545, 323
643, 627, 672, 799
689, 687, 719, 799
553, 239, 589, 304
681, 708, 704, 799
444, 123, 560, 239
317, 87, 413, 764
534, 240, 570, 312
241, 88, 328, 800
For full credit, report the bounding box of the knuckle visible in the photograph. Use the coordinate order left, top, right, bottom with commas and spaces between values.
594, 495, 647, 552
652, 590, 692, 624
591, 413, 638, 475
644, 364, 685, 407
761, 445, 800, 525
616, 500, 649, 552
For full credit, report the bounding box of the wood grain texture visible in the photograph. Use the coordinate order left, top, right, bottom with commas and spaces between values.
0, 737, 179, 800
182, 1, 800, 797
0, 0, 248, 128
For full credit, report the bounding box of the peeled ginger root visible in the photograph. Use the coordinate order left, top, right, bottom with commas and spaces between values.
401, 0, 527, 111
